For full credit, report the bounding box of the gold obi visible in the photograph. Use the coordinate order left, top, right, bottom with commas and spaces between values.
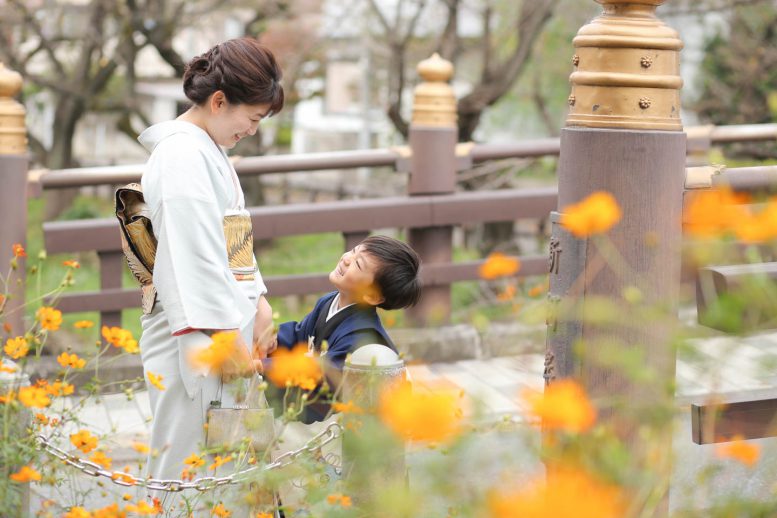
115, 183, 256, 315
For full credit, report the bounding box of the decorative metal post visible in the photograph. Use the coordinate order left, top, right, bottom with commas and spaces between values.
546, 1, 684, 513
0, 63, 28, 336
340, 344, 407, 507
406, 54, 457, 326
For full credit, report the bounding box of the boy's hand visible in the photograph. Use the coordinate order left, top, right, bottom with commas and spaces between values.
252, 295, 276, 359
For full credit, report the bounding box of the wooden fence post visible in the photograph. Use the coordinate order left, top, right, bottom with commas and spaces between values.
0, 63, 29, 336
545, 1, 684, 514
406, 54, 457, 327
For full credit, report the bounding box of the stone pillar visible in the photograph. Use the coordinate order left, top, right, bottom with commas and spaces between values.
0, 63, 29, 336
406, 54, 457, 326
545, 1, 684, 514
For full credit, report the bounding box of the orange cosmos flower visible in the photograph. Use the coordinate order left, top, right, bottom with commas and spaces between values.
125, 501, 155, 514
717, 435, 760, 467
378, 381, 462, 443
4, 336, 28, 359
3, 322, 12, 334
57, 352, 86, 369
45, 380, 75, 397
212, 503, 232, 517
256, 514, 274, 518
152, 497, 164, 514
93, 503, 125, 518
74, 320, 95, 329
332, 400, 364, 414
18, 385, 51, 408
89, 450, 113, 469
560, 191, 622, 238
496, 283, 517, 301
10, 465, 42, 483
111, 468, 135, 485
209, 455, 233, 471
190, 331, 237, 371
12, 243, 26, 258
63, 507, 91, 518
36, 307, 62, 331
479, 252, 521, 280
527, 280, 548, 298
0, 390, 16, 404
147, 372, 165, 391
184, 453, 206, 468
62, 260, 80, 268
0, 364, 16, 374
101, 326, 139, 353
35, 413, 50, 425
70, 429, 98, 453
266, 344, 323, 391
683, 186, 750, 238
132, 442, 150, 454
488, 467, 625, 518
326, 493, 352, 507
523, 379, 596, 433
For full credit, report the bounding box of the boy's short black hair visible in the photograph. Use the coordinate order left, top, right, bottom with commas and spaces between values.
361, 235, 421, 310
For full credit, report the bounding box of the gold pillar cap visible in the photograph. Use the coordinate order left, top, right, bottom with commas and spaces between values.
0, 62, 27, 155
411, 54, 457, 128
566, 0, 683, 131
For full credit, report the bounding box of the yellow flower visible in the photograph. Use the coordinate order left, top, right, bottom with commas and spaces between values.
147, 372, 165, 391
683, 186, 750, 238
256, 514, 274, 518
190, 331, 237, 371
4, 336, 29, 359
10, 465, 42, 483
35, 413, 50, 425
132, 442, 150, 454
332, 400, 364, 414
62, 259, 80, 268
523, 379, 596, 433
57, 352, 86, 369
478, 252, 521, 280
266, 344, 323, 391
212, 503, 232, 517
733, 199, 777, 244
111, 468, 135, 486
208, 455, 233, 471
70, 429, 98, 454
36, 306, 62, 331
93, 503, 124, 518
89, 450, 113, 469
12, 243, 26, 258
488, 467, 625, 518
18, 386, 51, 408
717, 435, 760, 467
63, 507, 91, 518
125, 500, 155, 515
46, 380, 75, 397
184, 453, 206, 468
326, 493, 352, 507
378, 381, 462, 443
101, 326, 139, 354
74, 320, 95, 329
560, 191, 622, 238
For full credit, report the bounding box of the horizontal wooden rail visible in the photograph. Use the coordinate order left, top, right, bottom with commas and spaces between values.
691, 388, 777, 444
714, 166, 777, 193
43, 188, 559, 254
31, 123, 777, 191
51, 255, 548, 314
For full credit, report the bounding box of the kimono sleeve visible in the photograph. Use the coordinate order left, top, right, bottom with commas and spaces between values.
150, 145, 255, 335
276, 313, 315, 349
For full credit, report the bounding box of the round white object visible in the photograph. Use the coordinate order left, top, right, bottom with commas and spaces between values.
347, 343, 402, 367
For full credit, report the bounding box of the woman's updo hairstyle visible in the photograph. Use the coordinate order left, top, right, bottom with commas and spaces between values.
183, 37, 284, 116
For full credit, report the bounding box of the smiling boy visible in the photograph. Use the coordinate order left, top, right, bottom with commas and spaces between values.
266, 235, 421, 421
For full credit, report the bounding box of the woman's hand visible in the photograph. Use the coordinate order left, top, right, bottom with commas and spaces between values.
252, 296, 277, 359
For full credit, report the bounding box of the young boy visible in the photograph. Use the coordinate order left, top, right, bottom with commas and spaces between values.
267, 235, 421, 421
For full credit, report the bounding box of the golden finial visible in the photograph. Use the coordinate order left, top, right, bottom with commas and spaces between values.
566, 0, 683, 131
0, 63, 28, 155
411, 54, 457, 128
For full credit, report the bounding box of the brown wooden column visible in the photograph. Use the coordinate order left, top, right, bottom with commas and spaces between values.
0, 64, 29, 337
406, 54, 457, 326
545, 2, 684, 514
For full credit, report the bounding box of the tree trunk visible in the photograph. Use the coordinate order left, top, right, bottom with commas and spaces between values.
44, 95, 86, 220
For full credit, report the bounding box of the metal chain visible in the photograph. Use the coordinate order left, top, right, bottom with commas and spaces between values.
35, 422, 343, 493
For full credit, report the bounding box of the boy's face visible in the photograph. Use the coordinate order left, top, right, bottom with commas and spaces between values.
329, 245, 384, 306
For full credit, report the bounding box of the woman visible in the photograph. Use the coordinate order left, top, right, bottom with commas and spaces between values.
137, 38, 283, 487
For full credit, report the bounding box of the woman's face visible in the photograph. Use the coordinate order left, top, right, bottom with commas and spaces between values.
209, 95, 272, 149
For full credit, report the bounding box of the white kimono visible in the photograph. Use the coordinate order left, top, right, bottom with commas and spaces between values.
137, 121, 266, 489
